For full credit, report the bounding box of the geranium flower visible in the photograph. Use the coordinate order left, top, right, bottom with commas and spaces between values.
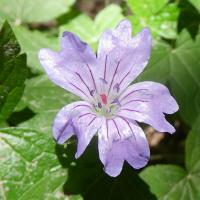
39, 20, 178, 177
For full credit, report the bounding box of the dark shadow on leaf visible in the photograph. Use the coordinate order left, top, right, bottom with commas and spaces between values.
178, 0, 200, 39
56, 7, 80, 26
55, 137, 156, 200
7, 107, 35, 126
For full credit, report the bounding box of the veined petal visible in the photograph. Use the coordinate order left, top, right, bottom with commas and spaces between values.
114, 19, 132, 42
97, 20, 151, 96
53, 101, 102, 157
61, 32, 96, 62
74, 115, 103, 158
97, 20, 132, 55
98, 117, 150, 177
53, 101, 92, 143
118, 82, 179, 133
39, 32, 97, 101
119, 81, 179, 114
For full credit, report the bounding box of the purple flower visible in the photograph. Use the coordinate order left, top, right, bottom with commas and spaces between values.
38, 20, 179, 177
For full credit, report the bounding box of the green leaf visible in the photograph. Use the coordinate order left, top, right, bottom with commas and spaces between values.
140, 165, 187, 199
20, 75, 76, 112
127, 0, 179, 39
18, 75, 77, 133
0, 128, 68, 200
189, 0, 200, 13
140, 117, 200, 200
0, 0, 75, 24
0, 21, 27, 122
137, 30, 200, 125
178, 0, 200, 38
186, 116, 200, 173
13, 26, 58, 74
59, 4, 124, 50
19, 112, 56, 134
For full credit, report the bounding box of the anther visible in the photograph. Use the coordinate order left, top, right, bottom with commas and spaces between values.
113, 83, 120, 93
98, 102, 102, 108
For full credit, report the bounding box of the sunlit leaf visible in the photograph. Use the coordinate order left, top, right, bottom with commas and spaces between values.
19, 112, 55, 134
0, 0, 75, 24
13, 26, 58, 74
59, 4, 124, 50
140, 116, 200, 200
127, 0, 179, 39
189, 0, 200, 13
0, 128, 68, 200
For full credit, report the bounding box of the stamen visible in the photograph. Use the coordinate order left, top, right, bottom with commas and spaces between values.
111, 98, 121, 106
113, 83, 120, 93
100, 77, 108, 84
90, 90, 95, 96
98, 102, 102, 108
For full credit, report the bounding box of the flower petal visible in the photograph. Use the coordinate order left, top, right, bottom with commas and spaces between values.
97, 20, 152, 95
98, 117, 150, 177
39, 32, 97, 101
53, 101, 92, 143
53, 101, 102, 157
97, 19, 132, 55
118, 81, 179, 133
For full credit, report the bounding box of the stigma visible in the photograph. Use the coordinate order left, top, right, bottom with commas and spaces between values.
100, 93, 107, 105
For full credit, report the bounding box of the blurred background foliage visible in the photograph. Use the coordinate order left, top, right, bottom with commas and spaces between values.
0, 0, 200, 199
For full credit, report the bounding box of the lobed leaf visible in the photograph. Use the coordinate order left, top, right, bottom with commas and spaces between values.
0, 21, 27, 122
59, 4, 124, 50
140, 117, 200, 199
13, 26, 58, 74
127, 0, 179, 39
0, 0, 75, 24
0, 128, 68, 199
189, 0, 200, 13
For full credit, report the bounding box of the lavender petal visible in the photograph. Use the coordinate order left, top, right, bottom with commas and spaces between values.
97, 20, 152, 95
38, 32, 97, 101
118, 81, 179, 133
98, 117, 150, 177
53, 101, 101, 157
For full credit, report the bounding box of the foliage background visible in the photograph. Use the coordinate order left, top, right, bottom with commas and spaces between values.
0, 0, 200, 199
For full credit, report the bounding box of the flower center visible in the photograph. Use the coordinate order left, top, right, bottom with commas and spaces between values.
93, 93, 120, 118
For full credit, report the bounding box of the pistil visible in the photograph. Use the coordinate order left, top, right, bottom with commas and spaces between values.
100, 93, 107, 105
